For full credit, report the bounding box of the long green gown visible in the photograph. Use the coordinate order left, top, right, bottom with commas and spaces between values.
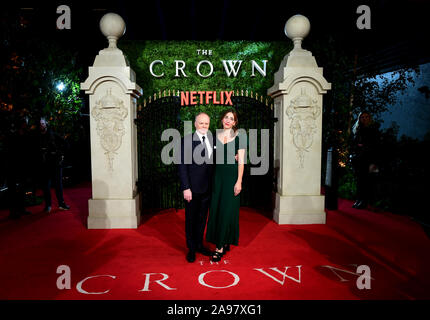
206, 132, 246, 248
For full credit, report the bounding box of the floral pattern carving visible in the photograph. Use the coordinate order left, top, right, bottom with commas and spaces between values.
92, 88, 128, 171
286, 88, 320, 168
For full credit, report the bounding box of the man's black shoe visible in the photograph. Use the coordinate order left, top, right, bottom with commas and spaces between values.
59, 203, 70, 210
352, 200, 361, 208
355, 201, 367, 210
196, 247, 212, 256
186, 250, 196, 263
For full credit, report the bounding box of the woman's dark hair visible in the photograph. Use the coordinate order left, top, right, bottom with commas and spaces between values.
219, 109, 238, 132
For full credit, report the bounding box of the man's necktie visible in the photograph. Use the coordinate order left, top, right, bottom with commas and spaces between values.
202, 136, 207, 158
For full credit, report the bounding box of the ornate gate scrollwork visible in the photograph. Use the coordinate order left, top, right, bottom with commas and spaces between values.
135, 95, 182, 211
136, 92, 276, 212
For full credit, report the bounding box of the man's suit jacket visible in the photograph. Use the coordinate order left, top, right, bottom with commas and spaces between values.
178, 132, 214, 194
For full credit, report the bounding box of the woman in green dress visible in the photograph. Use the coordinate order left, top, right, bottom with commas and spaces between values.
206, 109, 246, 262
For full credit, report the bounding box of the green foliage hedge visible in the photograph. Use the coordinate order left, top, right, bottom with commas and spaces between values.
121, 40, 292, 99
121, 40, 291, 131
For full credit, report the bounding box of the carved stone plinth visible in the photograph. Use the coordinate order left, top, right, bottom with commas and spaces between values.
268, 15, 331, 225
81, 13, 142, 229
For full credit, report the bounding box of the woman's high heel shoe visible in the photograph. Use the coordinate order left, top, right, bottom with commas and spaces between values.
212, 250, 223, 262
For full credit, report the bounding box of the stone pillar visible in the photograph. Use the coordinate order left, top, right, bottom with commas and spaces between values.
268, 15, 331, 224
81, 13, 142, 229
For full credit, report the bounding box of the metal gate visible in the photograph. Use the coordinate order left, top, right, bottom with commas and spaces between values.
231, 94, 276, 209
135, 94, 182, 212
135, 91, 276, 212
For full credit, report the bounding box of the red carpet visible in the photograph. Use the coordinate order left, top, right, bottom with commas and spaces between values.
1, 182, 430, 300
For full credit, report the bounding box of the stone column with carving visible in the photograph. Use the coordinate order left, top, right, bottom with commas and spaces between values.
81, 13, 142, 229
268, 15, 331, 224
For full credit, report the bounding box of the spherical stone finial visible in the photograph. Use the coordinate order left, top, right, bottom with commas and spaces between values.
284, 15, 311, 50
99, 13, 126, 49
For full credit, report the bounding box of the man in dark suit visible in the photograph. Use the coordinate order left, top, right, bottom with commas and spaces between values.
178, 112, 214, 262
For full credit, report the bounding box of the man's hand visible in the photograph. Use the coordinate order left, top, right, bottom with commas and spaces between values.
183, 189, 192, 202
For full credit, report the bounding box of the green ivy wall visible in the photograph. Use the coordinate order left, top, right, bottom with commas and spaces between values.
120, 40, 291, 128
121, 40, 293, 96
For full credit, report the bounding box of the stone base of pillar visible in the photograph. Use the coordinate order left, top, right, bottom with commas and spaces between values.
88, 195, 140, 229
273, 193, 326, 224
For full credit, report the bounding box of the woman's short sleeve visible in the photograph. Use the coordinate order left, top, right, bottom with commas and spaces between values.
236, 130, 247, 151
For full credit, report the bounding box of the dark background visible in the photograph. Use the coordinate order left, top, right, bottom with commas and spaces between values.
10, 0, 430, 75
